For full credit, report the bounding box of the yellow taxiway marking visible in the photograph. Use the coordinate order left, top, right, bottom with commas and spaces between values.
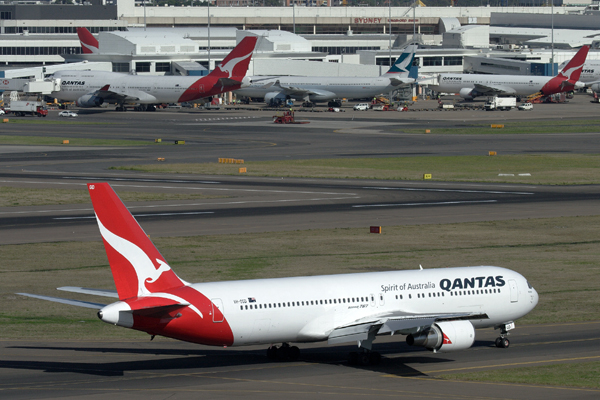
420, 354, 600, 374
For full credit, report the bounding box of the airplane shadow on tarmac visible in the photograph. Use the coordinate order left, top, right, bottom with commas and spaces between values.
2, 340, 495, 377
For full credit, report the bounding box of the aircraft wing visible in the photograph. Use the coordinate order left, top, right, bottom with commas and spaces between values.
96, 85, 157, 103
328, 310, 488, 345
277, 84, 334, 98
473, 83, 517, 96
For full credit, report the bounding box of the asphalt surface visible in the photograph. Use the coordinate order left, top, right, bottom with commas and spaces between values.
1, 95, 600, 399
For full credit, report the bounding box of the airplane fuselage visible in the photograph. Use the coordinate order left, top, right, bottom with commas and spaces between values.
103, 265, 538, 347
52, 70, 230, 104
432, 74, 551, 97
235, 76, 399, 102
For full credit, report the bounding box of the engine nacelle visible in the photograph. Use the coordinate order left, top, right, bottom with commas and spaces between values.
406, 320, 475, 353
459, 88, 477, 100
76, 94, 104, 108
589, 83, 600, 93
264, 91, 287, 106
240, 76, 252, 88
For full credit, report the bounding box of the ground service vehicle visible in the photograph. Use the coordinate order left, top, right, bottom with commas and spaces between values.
518, 102, 533, 111
354, 103, 369, 111
9, 101, 48, 117
59, 110, 78, 117
484, 96, 516, 111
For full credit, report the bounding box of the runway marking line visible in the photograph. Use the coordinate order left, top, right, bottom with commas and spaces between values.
420, 354, 600, 375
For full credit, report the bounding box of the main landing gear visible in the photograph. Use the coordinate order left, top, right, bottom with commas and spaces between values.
266, 343, 300, 361
348, 350, 381, 366
347, 327, 381, 365
495, 322, 514, 348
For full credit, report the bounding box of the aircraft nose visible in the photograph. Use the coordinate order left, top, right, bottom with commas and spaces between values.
531, 287, 539, 308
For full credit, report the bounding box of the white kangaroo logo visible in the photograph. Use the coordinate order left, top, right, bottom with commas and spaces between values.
560, 62, 584, 80
217, 50, 253, 78
96, 215, 172, 296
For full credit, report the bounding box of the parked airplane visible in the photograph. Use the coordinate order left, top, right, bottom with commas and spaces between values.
431, 45, 590, 100
77, 27, 100, 54
51, 35, 258, 111
18, 183, 538, 365
235, 45, 418, 107
564, 59, 600, 93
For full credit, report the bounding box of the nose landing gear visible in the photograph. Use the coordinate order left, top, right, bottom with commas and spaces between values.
495, 322, 514, 348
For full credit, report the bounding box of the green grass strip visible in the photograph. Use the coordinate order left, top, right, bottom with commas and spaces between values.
441, 361, 600, 389
402, 119, 600, 135
0, 135, 165, 146
111, 154, 600, 185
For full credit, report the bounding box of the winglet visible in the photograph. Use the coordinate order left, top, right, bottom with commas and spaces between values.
77, 27, 100, 54
87, 183, 186, 300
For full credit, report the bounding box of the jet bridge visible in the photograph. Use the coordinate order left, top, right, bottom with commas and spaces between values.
0, 78, 60, 95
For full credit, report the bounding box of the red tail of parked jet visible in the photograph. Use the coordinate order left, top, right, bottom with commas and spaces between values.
541, 45, 590, 95
77, 27, 100, 54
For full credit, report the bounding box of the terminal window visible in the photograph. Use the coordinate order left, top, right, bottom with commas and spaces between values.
1, 11, 12, 20
112, 63, 129, 73
155, 62, 171, 73
135, 62, 151, 73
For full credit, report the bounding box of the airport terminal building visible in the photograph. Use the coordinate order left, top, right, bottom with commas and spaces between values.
1, 0, 600, 82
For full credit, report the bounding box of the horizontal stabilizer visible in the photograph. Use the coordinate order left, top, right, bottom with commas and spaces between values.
16, 293, 106, 309
58, 286, 119, 298
129, 303, 190, 318
216, 77, 243, 88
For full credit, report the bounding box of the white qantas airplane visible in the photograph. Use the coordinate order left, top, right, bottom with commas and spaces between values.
49, 35, 258, 111
18, 183, 538, 365
235, 45, 418, 107
431, 45, 590, 100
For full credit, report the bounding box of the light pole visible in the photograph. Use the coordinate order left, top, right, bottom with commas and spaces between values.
208, 0, 211, 72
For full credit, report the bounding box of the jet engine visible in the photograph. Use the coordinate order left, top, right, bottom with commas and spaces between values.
406, 320, 475, 353
264, 91, 287, 106
240, 76, 252, 88
589, 83, 600, 93
76, 94, 104, 108
459, 88, 477, 100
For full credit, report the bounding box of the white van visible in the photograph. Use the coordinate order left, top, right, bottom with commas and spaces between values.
518, 102, 533, 111
353, 103, 369, 111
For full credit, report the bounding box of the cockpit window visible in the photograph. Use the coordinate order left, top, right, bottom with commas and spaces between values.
527, 281, 532, 289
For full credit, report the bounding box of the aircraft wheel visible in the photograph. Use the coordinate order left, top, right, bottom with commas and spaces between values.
359, 352, 370, 366
266, 345, 277, 360
348, 351, 358, 365
501, 338, 510, 348
495, 337, 502, 348
277, 345, 290, 361
289, 346, 300, 361
369, 351, 381, 365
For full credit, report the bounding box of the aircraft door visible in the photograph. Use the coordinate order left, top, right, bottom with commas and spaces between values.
370, 294, 376, 307
211, 298, 224, 322
379, 293, 385, 306
509, 280, 518, 303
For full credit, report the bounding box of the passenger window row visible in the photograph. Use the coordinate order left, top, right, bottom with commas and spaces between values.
240, 295, 375, 311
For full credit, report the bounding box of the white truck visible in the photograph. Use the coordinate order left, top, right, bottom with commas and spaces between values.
9, 101, 48, 117
484, 96, 516, 111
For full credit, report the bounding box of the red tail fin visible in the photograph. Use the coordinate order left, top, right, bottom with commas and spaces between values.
77, 27, 100, 54
207, 36, 258, 80
541, 45, 590, 95
558, 45, 589, 82
87, 183, 185, 300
